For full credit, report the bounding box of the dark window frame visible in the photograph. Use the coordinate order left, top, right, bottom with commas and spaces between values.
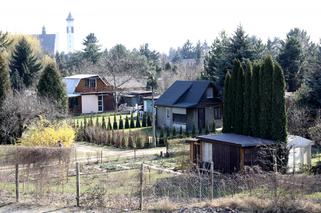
173, 113, 187, 124
214, 107, 222, 119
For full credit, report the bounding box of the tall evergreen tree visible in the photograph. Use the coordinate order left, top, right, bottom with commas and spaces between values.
250, 62, 261, 137
0, 53, 11, 106
9, 37, 42, 91
234, 60, 244, 134
259, 56, 274, 139
82, 33, 101, 64
37, 61, 67, 112
271, 62, 287, 142
243, 60, 252, 135
222, 71, 231, 133
230, 61, 238, 130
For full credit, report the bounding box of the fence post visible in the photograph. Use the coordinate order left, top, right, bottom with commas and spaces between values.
198, 165, 201, 201
15, 164, 19, 203
76, 162, 80, 207
140, 163, 144, 211
101, 150, 103, 164
210, 161, 214, 200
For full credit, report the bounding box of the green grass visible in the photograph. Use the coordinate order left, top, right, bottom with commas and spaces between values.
311, 153, 321, 166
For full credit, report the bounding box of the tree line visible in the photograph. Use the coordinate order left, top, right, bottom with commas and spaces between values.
223, 56, 287, 143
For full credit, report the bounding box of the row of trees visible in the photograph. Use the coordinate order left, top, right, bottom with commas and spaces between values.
223, 56, 287, 143
0, 32, 67, 144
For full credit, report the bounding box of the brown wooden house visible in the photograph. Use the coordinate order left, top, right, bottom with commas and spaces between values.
188, 133, 275, 173
63, 74, 114, 114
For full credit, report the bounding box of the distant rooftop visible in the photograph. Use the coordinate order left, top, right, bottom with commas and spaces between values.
66, 12, 74, 21
64, 74, 98, 79
33, 26, 56, 55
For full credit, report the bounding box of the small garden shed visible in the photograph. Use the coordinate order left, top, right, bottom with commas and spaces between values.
287, 135, 314, 173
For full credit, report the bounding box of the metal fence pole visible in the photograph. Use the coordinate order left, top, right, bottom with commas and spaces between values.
210, 162, 214, 200
198, 165, 201, 200
140, 163, 144, 211
76, 162, 80, 207
15, 164, 19, 203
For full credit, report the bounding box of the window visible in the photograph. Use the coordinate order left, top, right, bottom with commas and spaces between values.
207, 87, 213, 98
69, 97, 79, 108
71, 27, 74, 33
98, 95, 103, 112
85, 78, 96, 88
173, 113, 187, 124
214, 107, 222, 119
66, 27, 69, 33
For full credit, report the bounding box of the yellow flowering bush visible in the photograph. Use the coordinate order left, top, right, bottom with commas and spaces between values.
19, 118, 75, 147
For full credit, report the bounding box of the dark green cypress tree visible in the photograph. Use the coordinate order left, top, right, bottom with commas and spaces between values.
185, 126, 189, 137
130, 113, 135, 128
108, 116, 112, 130
172, 127, 176, 138
259, 55, 274, 139
230, 61, 238, 131
147, 115, 152, 126
113, 114, 118, 130
250, 62, 261, 137
272, 62, 287, 142
212, 120, 216, 133
234, 60, 245, 134
9, 37, 42, 91
222, 71, 231, 133
101, 117, 106, 129
89, 116, 94, 127
95, 116, 99, 127
84, 118, 87, 128
37, 61, 67, 112
179, 126, 183, 138
0, 53, 11, 107
125, 116, 129, 129
243, 60, 252, 135
119, 115, 124, 129
142, 112, 147, 127
192, 124, 196, 137
135, 115, 141, 128
166, 127, 170, 138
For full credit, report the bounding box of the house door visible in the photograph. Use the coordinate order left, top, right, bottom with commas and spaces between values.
98, 95, 104, 112
198, 108, 205, 130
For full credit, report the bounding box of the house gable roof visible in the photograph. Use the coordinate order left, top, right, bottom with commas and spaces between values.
155, 80, 213, 108
63, 74, 111, 97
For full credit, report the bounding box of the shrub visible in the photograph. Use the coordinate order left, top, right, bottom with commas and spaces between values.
119, 115, 124, 129
185, 126, 189, 137
95, 116, 99, 127
144, 134, 150, 148
121, 135, 127, 148
107, 133, 111, 145
198, 127, 202, 135
101, 117, 106, 129
19, 118, 75, 147
88, 116, 94, 127
142, 112, 147, 127
147, 114, 152, 126
172, 127, 176, 138
130, 113, 135, 128
205, 124, 209, 134
159, 127, 164, 146
179, 126, 183, 138
166, 127, 170, 138
84, 118, 88, 128
125, 116, 129, 129
212, 120, 216, 133
192, 124, 196, 137
128, 133, 134, 148
113, 114, 118, 130
136, 135, 143, 149
136, 115, 141, 128
107, 117, 112, 130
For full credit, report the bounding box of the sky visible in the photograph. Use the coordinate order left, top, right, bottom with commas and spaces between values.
1, 0, 321, 54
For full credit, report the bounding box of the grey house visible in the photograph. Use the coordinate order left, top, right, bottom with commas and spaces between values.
155, 80, 222, 131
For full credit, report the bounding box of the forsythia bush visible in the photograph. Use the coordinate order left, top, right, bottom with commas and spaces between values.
19, 118, 75, 147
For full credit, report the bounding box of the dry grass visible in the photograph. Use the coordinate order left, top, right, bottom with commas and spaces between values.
148, 197, 179, 212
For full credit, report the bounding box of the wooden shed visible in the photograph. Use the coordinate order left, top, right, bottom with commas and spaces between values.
189, 133, 275, 173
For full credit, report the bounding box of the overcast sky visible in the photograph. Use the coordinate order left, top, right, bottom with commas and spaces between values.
1, 0, 320, 54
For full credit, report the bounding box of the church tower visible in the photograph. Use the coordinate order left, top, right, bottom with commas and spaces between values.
66, 12, 74, 53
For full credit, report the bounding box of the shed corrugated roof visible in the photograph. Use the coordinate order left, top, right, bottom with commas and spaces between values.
287, 135, 314, 148
155, 80, 211, 108
196, 133, 275, 147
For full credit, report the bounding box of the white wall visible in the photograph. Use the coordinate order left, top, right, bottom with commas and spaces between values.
81, 95, 98, 114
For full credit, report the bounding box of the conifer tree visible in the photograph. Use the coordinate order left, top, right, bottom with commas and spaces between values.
101, 117, 106, 129
185, 126, 189, 137
234, 60, 244, 134
192, 124, 196, 137
142, 112, 147, 127
222, 71, 231, 133
0, 53, 10, 107
166, 127, 170, 138
119, 115, 124, 129
172, 127, 176, 138
212, 120, 216, 133
272, 62, 287, 142
107, 116, 112, 130
125, 116, 129, 129
9, 37, 42, 91
147, 115, 152, 126
179, 126, 183, 138
130, 113, 135, 128
230, 61, 238, 130
259, 55, 274, 139
37, 61, 67, 112
250, 63, 261, 137
135, 115, 141, 128
242, 60, 252, 135
95, 116, 99, 127
89, 116, 94, 126
113, 114, 118, 129
84, 118, 87, 128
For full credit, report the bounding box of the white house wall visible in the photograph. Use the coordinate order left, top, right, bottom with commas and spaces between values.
82, 95, 98, 114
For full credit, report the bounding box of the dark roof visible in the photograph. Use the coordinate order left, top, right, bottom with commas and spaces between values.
196, 133, 275, 147
155, 80, 213, 108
